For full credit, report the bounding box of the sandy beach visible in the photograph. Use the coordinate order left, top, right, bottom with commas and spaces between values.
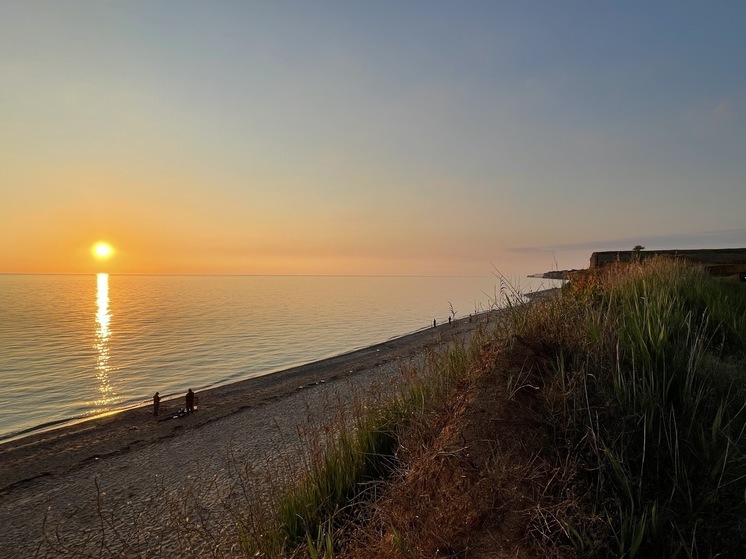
0, 312, 497, 558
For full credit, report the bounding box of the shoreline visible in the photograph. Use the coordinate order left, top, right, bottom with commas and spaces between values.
0, 310, 498, 494
0, 323, 443, 446
0, 309, 501, 557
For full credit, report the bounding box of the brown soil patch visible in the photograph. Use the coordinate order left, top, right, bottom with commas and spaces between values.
339, 336, 576, 558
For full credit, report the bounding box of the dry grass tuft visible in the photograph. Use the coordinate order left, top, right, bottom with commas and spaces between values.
336, 335, 579, 559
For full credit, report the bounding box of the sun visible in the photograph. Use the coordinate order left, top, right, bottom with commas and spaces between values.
92, 242, 114, 260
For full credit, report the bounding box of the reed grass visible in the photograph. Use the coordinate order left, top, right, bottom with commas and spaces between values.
530, 258, 746, 557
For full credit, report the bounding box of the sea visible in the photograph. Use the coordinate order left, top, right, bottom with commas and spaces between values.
0, 274, 555, 443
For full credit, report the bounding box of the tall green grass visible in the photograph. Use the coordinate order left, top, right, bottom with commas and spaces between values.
528, 259, 746, 557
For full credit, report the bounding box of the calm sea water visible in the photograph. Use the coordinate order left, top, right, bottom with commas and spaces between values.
0, 274, 553, 443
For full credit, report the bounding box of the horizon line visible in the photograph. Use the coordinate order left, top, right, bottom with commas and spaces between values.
0, 272, 501, 279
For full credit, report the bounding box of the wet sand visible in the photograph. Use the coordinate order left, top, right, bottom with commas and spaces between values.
0, 312, 499, 557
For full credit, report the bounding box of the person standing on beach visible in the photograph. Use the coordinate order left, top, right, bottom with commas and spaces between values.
153, 392, 160, 416
185, 389, 195, 414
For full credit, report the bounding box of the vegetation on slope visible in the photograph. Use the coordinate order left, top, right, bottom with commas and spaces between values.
251, 258, 746, 558
551, 260, 746, 557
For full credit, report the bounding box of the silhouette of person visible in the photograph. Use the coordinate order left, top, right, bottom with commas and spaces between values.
186, 389, 195, 414
448, 316, 452, 326
433, 319, 437, 328
153, 392, 160, 416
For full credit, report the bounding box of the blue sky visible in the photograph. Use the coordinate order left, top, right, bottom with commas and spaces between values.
1, 1, 744, 275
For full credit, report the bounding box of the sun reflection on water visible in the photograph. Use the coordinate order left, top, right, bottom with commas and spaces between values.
93, 273, 119, 412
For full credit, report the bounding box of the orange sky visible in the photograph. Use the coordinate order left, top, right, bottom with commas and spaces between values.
2, 3, 745, 277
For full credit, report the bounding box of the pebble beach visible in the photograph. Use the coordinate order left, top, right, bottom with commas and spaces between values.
0, 312, 497, 558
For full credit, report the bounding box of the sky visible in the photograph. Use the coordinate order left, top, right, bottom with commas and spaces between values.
1, 1, 745, 276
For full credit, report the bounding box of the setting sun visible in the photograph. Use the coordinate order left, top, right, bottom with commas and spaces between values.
92, 242, 114, 260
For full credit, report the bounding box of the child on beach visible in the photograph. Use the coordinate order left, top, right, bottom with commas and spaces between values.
153, 392, 160, 416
